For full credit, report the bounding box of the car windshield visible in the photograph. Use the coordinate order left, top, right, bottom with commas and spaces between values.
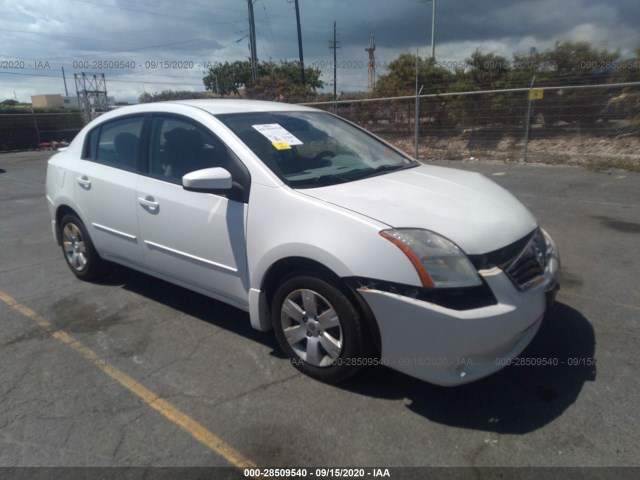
216, 111, 418, 188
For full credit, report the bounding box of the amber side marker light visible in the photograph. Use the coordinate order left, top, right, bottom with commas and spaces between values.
379, 230, 435, 288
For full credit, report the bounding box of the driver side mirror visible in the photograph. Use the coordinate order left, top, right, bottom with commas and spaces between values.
182, 167, 232, 192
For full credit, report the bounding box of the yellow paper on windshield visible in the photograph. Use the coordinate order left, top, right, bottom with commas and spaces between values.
252, 123, 303, 149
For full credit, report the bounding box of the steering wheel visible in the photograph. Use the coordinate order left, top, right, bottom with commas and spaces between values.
313, 150, 336, 162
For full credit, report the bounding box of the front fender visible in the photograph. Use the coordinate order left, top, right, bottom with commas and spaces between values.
245, 183, 422, 331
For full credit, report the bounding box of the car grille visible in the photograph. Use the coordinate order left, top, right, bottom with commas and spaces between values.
505, 229, 547, 290
469, 228, 547, 291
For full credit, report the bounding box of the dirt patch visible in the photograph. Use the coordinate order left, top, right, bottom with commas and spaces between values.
387, 132, 640, 172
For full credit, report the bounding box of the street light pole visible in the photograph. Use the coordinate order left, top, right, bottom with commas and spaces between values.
421, 0, 437, 60
294, 0, 305, 85
430, 0, 436, 60
247, 0, 258, 82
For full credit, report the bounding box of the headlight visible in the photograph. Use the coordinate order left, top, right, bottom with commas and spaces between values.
380, 229, 482, 288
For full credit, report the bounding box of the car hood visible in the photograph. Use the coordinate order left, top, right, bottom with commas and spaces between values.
300, 164, 537, 255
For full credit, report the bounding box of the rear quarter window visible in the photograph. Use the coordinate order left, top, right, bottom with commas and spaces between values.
83, 127, 100, 160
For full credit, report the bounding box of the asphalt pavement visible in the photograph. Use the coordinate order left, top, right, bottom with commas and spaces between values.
0, 151, 638, 472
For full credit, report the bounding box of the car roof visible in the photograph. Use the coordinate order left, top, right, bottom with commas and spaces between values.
162, 99, 319, 115
83, 99, 322, 129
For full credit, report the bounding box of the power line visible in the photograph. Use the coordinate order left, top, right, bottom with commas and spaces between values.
258, 0, 277, 60
0, 71, 60, 79
0, 70, 206, 86
52, 39, 213, 62
125, 0, 245, 19
68, 0, 243, 24
1, 39, 220, 67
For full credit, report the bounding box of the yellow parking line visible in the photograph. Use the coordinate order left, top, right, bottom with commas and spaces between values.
0, 290, 257, 470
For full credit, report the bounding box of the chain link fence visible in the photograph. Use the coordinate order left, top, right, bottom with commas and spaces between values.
0, 112, 85, 151
3, 83, 639, 170
304, 82, 640, 171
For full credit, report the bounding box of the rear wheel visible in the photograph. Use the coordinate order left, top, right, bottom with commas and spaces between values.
272, 275, 367, 383
60, 214, 105, 280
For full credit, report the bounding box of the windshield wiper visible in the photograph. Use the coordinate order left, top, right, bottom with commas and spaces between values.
289, 173, 353, 188
351, 163, 418, 180
290, 163, 417, 188
374, 164, 406, 173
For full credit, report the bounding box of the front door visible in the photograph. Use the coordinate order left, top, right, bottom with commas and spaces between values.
136, 115, 250, 307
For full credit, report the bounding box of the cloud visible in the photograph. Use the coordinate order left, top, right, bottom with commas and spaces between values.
0, 0, 638, 102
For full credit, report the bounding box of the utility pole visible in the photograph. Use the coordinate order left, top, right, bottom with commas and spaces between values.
333, 22, 337, 103
328, 21, 340, 107
247, 0, 258, 82
61, 66, 69, 97
294, 0, 305, 85
365, 34, 376, 91
431, 0, 436, 60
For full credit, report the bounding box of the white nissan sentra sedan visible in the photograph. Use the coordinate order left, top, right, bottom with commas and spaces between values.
46, 99, 561, 386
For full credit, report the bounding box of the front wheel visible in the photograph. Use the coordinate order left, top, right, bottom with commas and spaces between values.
60, 214, 105, 280
272, 275, 367, 383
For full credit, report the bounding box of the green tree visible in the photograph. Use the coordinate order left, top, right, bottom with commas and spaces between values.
608, 46, 640, 131
138, 90, 212, 103
373, 54, 454, 129
611, 46, 640, 83
465, 50, 511, 89
374, 53, 453, 96
247, 61, 323, 102
203, 61, 253, 97
202, 60, 323, 101
511, 41, 620, 86
443, 50, 517, 127
509, 42, 624, 126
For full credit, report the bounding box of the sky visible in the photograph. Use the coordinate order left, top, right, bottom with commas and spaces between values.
1, 0, 639, 103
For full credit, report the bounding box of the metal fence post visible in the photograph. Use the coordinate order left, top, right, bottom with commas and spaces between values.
415, 50, 419, 160
30, 107, 41, 148
523, 75, 535, 163
415, 85, 424, 160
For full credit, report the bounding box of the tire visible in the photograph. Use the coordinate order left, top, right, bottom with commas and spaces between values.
60, 214, 105, 281
272, 274, 367, 383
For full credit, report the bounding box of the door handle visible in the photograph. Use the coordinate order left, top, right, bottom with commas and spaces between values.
76, 176, 91, 188
138, 196, 159, 211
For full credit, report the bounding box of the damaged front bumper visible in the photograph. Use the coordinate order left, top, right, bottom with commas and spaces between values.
358, 230, 561, 387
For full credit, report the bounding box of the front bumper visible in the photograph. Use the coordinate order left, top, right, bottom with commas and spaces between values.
359, 232, 561, 387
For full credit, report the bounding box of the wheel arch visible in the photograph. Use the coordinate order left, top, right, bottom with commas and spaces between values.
258, 256, 381, 354
54, 204, 83, 246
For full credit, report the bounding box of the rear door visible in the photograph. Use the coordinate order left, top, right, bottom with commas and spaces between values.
74, 115, 145, 267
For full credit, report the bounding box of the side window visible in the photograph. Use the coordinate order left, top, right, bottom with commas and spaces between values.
87, 116, 144, 170
83, 127, 100, 160
148, 116, 250, 200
